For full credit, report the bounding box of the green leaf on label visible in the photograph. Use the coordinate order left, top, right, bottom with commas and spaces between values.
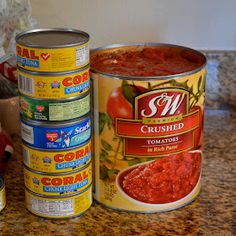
197, 76, 202, 93
107, 114, 112, 130
99, 112, 107, 134
121, 80, 136, 105
101, 139, 113, 151
100, 149, 109, 161
113, 136, 118, 141
100, 165, 109, 180
128, 158, 142, 166
189, 85, 193, 94
107, 169, 119, 179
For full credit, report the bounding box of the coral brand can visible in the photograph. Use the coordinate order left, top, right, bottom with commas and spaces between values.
22, 141, 91, 173
0, 177, 6, 212
18, 66, 90, 99
24, 162, 92, 196
91, 43, 206, 212
20, 92, 90, 122
21, 115, 91, 150
25, 185, 92, 219
16, 28, 89, 72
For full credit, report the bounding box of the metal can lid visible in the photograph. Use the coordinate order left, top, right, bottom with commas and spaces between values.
16, 28, 89, 48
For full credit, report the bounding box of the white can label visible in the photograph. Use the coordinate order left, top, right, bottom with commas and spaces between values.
76, 44, 89, 66
30, 196, 74, 217
21, 123, 34, 144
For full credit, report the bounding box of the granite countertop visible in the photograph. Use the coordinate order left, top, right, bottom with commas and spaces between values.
0, 51, 235, 236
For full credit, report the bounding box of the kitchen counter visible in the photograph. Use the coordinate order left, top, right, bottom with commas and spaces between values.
0, 51, 235, 236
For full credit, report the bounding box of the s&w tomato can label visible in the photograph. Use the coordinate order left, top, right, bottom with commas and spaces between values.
0, 177, 6, 212
20, 93, 90, 122
21, 116, 91, 150
16, 28, 89, 72
91, 43, 206, 212
24, 163, 92, 196
18, 66, 90, 99
25, 185, 92, 219
22, 141, 91, 173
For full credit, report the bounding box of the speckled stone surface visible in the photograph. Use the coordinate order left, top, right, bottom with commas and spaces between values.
0, 51, 235, 236
204, 51, 236, 109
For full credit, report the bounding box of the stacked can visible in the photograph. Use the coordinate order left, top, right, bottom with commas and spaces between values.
16, 28, 92, 219
0, 177, 6, 212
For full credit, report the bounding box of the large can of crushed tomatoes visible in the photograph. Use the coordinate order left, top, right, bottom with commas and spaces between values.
91, 43, 206, 212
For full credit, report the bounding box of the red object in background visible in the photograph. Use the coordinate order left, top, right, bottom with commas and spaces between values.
0, 60, 17, 83
0, 124, 13, 174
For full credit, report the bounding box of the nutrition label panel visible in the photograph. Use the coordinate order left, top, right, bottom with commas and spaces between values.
76, 44, 89, 66
30, 196, 74, 216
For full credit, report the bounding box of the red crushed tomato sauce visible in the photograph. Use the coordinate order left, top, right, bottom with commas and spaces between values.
121, 151, 201, 204
91, 46, 204, 76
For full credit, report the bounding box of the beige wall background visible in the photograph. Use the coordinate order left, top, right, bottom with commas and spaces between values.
30, 0, 236, 50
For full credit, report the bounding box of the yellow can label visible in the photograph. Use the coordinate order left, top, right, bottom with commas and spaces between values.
0, 186, 6, 212
24, 163, 92, 196
16, 43, 89, 72
18, 67, 90, 99
22, 142, 91, 173
25, 186, 92, 218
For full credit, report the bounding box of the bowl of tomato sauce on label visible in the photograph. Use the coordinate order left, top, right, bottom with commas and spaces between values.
116, 150, 202, 206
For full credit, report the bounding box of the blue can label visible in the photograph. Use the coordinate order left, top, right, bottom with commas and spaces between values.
21, 117, 91, 149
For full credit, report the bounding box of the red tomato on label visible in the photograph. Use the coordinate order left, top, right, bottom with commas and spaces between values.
107, 86, 146, 120
107, 87, 133, 120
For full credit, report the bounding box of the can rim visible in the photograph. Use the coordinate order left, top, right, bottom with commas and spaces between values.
23, 161, 91, 176
19, 90, 90, 102
16, 28, 89, 48
21, 113, 90, 127
17, 64, 90, 76
90, 42, 207, 81
0, 177, 4, 191
22, 139, 91, 153
25, 183, 92, 199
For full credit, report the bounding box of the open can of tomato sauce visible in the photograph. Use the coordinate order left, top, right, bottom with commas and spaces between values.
91, 43, 206, 212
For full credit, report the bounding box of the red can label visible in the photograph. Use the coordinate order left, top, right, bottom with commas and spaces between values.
115, 88, 201, 157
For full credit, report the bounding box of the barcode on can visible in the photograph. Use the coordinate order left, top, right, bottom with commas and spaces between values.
21, 123, 34, 144
30, 196, 74, 216
18, 74, 35, 95
76, 44, 89, 66
22, 147, 30, 166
